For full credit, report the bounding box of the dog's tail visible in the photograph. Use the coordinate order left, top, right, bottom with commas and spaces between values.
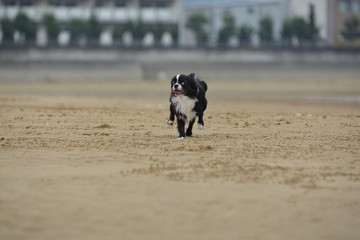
201, 81, 208, 92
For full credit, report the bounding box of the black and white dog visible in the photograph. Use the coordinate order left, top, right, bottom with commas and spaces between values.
168, 73, 208, 139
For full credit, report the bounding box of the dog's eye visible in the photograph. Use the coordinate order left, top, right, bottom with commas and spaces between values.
180, 81, 185, 85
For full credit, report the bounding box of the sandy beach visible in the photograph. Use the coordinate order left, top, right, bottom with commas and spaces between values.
0, 80, 359, 240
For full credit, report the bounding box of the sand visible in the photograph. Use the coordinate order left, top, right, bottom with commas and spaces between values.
0, 80, 360, 240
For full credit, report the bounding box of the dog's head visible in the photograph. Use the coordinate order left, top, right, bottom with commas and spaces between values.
171, 73, 197, 96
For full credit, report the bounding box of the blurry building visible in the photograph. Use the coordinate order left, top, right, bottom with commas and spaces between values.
288, 0, 360, 46
181, 0, 360, 47
328, 0, 360, 45
1, 0, 360, 46
0, 0, 180, 46
180, 0, 290, 47
287, 0, 328, 41
0, 0, 180, 22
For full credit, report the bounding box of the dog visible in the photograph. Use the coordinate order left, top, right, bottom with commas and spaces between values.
168, 73, 208, 139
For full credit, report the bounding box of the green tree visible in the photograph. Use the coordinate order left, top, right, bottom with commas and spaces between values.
165, 24, 178, 43
114, 20, 146, 45
42, 13, 60, 44
1, 18, 14, 43
281, 4, 319, 46
122, 20, 134, 34
132, 20, 145, 42
150, 22, 165, 42
258, 16, 273, 45
342, 16, 360, 41
291, 17, 308, 43
113, 25, 125, 43
281, 17, 309, 43
186, 12, 208, 45
281, 15, 319, 46
69, 18, 88, 44
119, 20, 146, 44
13, 12, 37, 43
280, 19, 293, 44
87, 14, 102, 43
218, 11, 235, 45
237, 24, 253, 46
307, 4, 319, 42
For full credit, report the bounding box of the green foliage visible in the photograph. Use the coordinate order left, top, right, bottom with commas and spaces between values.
342, 15, 360, 41
150, 23, 177, 42
70, 15, 102, 44
280, 19, 292, 43
156, 24, 178, 44
258, 16, 273, 44
307, 4, 319, 42
291, 17, 309, 42
218, 11, 235, 45
87, 15, 102, 42
122, 21, 134, 35
237, 24, 253, 45
281, 4, 319, 45
281, 17, 308, 44
112, 22, 177, 45
1, 18, 14, 43
149, 22, 165, 41
42, 13, 60, 43
13, 11, 37, 43
69, 18, 88, 43
119, 20, 146, 42
169, 24, 178, 41
113, 25, 125, 42
132, 20, 146, 40
113, 21, 177, 44
186, 12, 208, 45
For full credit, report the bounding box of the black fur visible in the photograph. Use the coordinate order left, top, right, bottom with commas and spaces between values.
168, 73, 208, 139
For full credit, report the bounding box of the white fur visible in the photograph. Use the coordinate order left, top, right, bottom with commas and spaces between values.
171, 95, 198, 122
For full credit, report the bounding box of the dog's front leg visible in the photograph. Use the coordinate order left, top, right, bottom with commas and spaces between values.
197, 110, 205, 129
168, 104, 175, 125
186, 119, 195, 137
177, 118, 186, 139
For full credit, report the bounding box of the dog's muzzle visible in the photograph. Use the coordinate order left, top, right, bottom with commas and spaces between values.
172, 84, 184, 95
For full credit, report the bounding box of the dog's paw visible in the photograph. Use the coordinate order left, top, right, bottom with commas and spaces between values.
168, 120, 174, 125
198, 123, 204, 129
177, 137, 185, 140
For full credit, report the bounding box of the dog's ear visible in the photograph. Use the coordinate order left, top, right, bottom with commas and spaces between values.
188, 73, 195, 79
188, 76, 197, 93
170, 76, 174, 85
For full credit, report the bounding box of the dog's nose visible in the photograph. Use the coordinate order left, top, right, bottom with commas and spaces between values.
174, 84, 179, 89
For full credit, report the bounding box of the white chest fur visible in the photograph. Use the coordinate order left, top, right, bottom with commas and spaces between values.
171, 95, 198, 122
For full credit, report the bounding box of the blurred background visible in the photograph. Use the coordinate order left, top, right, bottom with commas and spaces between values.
0, 0, 359, 101
2, 0, 360, 48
